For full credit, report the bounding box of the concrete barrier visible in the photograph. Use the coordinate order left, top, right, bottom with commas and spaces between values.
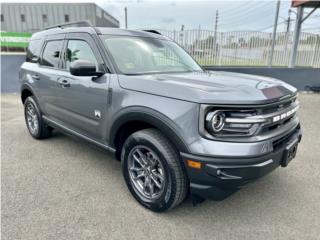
1, 54, 319, 93
1, 54, 25, 93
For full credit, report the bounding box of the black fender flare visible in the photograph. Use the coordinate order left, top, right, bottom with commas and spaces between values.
109, 106, 190, 153
20, 84, 46, 114
20, 83, 36, 102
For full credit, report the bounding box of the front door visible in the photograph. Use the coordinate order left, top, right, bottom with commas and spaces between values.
52, 33, 110, 141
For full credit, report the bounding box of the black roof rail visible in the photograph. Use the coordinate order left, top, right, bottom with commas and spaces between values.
143, 30, 162, 35
44, 20, 92, 30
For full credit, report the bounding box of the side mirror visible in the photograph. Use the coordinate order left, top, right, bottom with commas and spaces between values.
70, 60, 103, 77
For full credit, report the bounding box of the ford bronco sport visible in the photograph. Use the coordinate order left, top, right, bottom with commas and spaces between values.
20, 21, 302, 212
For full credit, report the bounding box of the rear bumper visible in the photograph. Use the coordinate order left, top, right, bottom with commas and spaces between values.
181, 128, 302, 200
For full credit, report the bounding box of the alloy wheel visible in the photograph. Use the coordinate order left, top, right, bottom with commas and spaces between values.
26, 102, 39, 135
128, 146, 166, 201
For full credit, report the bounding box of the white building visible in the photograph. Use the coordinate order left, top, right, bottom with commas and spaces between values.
1, 2, 119, 33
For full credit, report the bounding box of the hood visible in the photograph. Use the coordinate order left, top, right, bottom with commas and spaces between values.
118, 71, 297, 105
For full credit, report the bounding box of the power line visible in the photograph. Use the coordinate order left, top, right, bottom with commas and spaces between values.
301, 27, 320, 31
221, 1, 273, 17
219, 2, 274, 22
219, 1, 259, 15
257, 20, 286, 31
219, 10, 276, 27
218, 3, 276, 28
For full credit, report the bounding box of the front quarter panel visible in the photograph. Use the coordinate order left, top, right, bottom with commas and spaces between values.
107, 75, 201, 152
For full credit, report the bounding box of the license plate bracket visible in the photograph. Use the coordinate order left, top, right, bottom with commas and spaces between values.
281, 138, 299, 167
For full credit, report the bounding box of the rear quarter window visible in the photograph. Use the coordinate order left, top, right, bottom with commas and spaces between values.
26, 39, 42, 63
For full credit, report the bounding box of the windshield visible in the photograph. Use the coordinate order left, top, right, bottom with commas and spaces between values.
101, 35, 202, 75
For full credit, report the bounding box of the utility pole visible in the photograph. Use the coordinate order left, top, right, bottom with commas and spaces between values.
124, 7, 128, 29
214, 10, 219, 55
286, 9, 292, 33
179, 24, 184, 45
289, 6, 303, 68
268, 0, 280, 68
284, 9, 292, 52
197, 25, 201, 50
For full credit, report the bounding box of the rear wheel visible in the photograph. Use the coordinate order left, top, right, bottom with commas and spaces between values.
121, 129, 188, 212
24, 96, 52, 139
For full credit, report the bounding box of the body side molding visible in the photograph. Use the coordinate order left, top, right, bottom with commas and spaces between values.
43, 116, 116, 154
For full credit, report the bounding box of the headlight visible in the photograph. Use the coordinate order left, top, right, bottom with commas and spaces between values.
204, 109, 260, 138
205, 111, 225, 133
200, 97, 299, 140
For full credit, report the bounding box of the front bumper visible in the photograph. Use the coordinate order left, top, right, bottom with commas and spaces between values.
181, 127, 302, 200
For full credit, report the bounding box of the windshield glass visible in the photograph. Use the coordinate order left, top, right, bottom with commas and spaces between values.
101, 36, 202, 75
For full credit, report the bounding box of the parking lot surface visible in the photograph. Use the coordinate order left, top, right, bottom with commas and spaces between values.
1, 93, 320, 240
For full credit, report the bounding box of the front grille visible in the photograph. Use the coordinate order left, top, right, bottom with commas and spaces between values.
266, 115, 294, 131
224, 96, 299, 137
258, 97, 296, 115
257, 96, 298, 135
272, 125, 300, 151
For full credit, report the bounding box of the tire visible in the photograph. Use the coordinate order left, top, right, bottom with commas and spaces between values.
24, 96, 52, 139
121, 128, 188, 212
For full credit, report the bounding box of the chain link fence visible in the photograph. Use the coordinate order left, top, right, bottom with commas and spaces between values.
158, 29, 320, 68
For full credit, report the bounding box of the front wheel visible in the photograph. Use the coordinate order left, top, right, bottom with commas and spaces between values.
121, 129, 188, 212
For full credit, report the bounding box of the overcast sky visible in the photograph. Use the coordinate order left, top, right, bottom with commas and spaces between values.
2, 0, 320, 32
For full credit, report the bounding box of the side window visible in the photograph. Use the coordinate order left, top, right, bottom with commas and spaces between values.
65, 40, 98, 71
40, 40, 63, 68
26, 39, 41, 63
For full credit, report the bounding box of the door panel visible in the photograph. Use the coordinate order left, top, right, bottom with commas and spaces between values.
37, 67, 66, 116
35, 35, 65, 116
53, 33, 109, 141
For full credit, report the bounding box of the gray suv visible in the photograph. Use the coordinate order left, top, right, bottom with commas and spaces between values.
20, 22, 302, 212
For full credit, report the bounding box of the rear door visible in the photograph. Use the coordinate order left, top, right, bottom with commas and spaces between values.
35, 34, 66, 116
52, 32, 110, 141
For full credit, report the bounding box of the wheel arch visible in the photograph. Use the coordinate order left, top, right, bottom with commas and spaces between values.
109, 107, 190, 160
21, 84, 36, 104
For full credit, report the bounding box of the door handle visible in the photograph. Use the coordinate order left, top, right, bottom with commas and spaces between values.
58, 79, 71, 88
31, 74, 40, 80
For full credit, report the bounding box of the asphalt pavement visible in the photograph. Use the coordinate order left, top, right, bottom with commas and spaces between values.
1, 93, 320, 240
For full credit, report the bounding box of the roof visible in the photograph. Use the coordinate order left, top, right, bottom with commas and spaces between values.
31, 27, 170, 41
